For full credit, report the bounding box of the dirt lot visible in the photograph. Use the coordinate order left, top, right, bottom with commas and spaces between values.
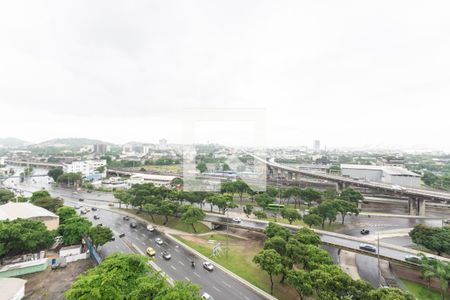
20, 259, 94, 300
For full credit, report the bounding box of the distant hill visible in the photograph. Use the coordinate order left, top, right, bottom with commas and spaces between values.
0, 137, 30, 148
32, 138, 115, 148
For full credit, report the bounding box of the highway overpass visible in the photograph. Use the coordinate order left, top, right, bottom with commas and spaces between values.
249, 154, 450, 216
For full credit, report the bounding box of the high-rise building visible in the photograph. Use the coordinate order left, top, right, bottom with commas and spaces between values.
93, 143, 108, 155
313, 140, 320, 152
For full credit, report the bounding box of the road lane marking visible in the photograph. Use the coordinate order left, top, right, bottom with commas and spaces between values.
244, 296, 250, 300
178, 261, 185, 266
213, 286, 221, 292
170, 265, 176, 270
223, 281, 232, 288
184, 276, 190, 281
193, 271, 200, 278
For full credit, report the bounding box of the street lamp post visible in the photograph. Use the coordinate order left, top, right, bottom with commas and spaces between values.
226, 208, 229, 259
377, 232, 381, 287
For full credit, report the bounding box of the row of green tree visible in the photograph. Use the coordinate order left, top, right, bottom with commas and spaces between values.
254, 222, 414, 299
114, 184, 207, 232
48, 167, 83, 187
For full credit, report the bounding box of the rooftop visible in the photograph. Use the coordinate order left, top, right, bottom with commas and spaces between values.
0, 278, 27, 299
0, 202, 58, 221
341, 164, 419, 177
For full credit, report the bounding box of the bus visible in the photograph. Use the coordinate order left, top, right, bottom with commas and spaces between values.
266, 203, 285, 210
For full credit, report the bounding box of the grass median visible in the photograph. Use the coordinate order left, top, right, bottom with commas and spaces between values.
402, 279, 442, 300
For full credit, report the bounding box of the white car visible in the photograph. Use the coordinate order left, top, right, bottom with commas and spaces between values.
232, 217, 241, 223
155, 237, 163, 245
202, 292, 213, 299
203, 261, 214, 271
147, 225, 155, 232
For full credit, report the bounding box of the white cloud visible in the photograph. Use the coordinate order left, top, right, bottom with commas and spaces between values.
0, 1, 449, 150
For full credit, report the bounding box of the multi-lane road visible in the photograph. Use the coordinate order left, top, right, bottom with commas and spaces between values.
65, 201, 267, 300
2, 172, 269, 300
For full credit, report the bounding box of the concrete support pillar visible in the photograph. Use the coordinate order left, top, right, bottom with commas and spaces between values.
408, 198, 417, 216
268, 167, 274, 179
418, 198, 426, 216
336, 182, 346, 192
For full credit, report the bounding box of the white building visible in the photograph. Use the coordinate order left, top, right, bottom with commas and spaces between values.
63, 160, 106, 178
127, 173, 178, 188
341, 164, 421, 188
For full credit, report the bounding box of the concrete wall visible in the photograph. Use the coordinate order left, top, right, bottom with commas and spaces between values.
32, 217, 59, 231
383, 174, 421, 188
341, 168, 382, 181
0, 259, 48, 278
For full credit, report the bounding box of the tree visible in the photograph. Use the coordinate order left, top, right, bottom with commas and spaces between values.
322, 188, 337, 200
212, 194, 236, 214
333, 199, 359, 224
234, 180, 250, 202
264, 222, 291, 241
30, 190, 51, 202
66, 253, 202, 300
114, 189, 132, 208
281, 208, 302, 224
196, 162, 207, 173
255, 193, 275, 208
422, 171, 439, 186
0, 219, 53, 263
243, 204, 253, 217
410, 225, 450, 256
295, 227, 321, 246
181, 206, 206, 233
264, 236, 287, 256
339, 187, 364, 204
253, 249, 283, 294
311, 200, 338, 228
30, 196, 63, 213
418, 254, 450, 299
254, 211, 267, 219
96, 166, 105, 173
143, 203, 159, 222
287, 270, 313, 300
89, 226, 113, 250
47, 167, 63, 181
303, 213, 323, 228
59, 216, 92, 245
157, 200, 177, 225
0, 188, 15, 204
300, 188, 322, 207
366, 287, 415, 300
57, 172, 83, 187
56, 206, 77, 224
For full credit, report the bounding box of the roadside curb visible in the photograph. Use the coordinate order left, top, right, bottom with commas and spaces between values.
165, 233, 277, 300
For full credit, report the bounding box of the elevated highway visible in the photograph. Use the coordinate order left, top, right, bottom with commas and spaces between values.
249, 154, 450, 216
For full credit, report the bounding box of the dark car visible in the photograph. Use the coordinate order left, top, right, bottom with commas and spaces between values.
360, 229, 370, 235
162, 251, 171, 260
119, 233, 125, 238
123, 216, 130, 221
92, 207, 98, 211
359, 244, 377, 253
110, 236, 115, 241
78, 198, 84, 202
93, 215, 100, 220
130, 222, 137, 228
87, 190, 92, 193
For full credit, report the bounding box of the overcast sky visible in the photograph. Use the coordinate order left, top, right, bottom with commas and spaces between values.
0, 1, 449, 150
